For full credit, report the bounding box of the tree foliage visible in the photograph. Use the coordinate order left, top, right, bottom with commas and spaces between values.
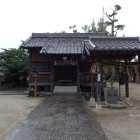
106, 4, 125, 36
82, 18, 109, 36
0, 48, 29, 86
69, 25, 78, 33
82, 20, 97, 33
81, 5, 125, 36
97, 18, 109, 36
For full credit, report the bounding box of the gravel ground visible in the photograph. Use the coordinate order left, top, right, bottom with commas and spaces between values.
4, 94, 107, 140
0, 82, 140, 140
0, 95, 42, 140
92, 82, 140, 140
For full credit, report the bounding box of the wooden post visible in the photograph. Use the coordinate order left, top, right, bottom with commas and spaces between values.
34, 77, 37, 97
51, 60, 54, 94
77, 60, 80, 93
33, 71, 38, 98
119, 83, 121, 97
138, 55, 140, 84
96, 62, 101, 104
91, 74, 95, 97
125, 60, 129, 98
100, 64, 104, 100
118, 65, 121, 97
125, 73, 129, 98
29, 51, 32, 85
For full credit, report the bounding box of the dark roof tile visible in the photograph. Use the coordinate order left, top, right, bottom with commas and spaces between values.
89, 37, 140, 51
20, 38, 51, 48
20, 33, 140, 55
20, 33, 102, 54
40, 37, 83, 54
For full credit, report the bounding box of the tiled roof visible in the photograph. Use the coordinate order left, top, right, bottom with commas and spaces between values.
21, 38, 51, 48
88, 37, 140, 51
40, 37, 83, 54
20, 33, 140, 56
20, 33, 103, 54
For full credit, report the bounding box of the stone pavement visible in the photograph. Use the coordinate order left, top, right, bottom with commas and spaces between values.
4, 94, 107, 140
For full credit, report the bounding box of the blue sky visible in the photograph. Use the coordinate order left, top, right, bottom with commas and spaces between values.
0, 0, 140, 50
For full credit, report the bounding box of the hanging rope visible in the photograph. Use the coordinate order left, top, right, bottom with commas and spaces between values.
90, 63, 97, 74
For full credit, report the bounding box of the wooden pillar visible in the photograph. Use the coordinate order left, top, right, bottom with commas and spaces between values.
51, 60, 54, 94
77, 60, 80, 93
29, 51, 32, 84
138, 55, 140, 84
100, 64, 104, 99
32, 71, 38, 97
91, 74, 95, 97
118, 65, 121, 97
125, 73, 129, 98
125, 60, 129, 98
34, 76, 37, 97
96, 62, 101, 104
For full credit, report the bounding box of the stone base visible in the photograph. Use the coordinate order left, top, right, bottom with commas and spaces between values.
90, 97, 96, 103
108, 104, 127, 109
87, 97, 96, 107
94, 104, 102, 112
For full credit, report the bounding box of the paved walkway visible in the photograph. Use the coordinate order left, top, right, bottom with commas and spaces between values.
4, 94, 107, 140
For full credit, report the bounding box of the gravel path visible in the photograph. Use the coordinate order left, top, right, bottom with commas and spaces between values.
0, 94, 41, 140
4, 94, 107, 140
0, 88, 27, 95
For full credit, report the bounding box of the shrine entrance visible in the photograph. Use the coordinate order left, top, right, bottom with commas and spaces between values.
53, 59, 78, 94
54, 65, 77, 86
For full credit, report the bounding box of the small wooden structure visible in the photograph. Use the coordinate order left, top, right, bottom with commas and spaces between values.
20, 33, 140, 102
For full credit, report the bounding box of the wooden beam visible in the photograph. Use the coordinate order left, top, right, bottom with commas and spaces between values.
101, 62, 140, 66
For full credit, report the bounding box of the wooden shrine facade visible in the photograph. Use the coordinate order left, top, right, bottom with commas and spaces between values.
20, 33, 140, 102
27, 49, 94, 94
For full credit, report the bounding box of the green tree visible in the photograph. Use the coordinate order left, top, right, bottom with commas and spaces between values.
82, 19, 109, 36
0, 48, 29, 87
82, 19, 97, 33
106, 4, 125, 36
82, 5, 124, 36
97, 18, 109, 36
69, 25, 78, 33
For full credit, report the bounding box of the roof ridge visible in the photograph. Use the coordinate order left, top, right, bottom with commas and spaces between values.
89, 36, 139, 41
32, 33, 103, 38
